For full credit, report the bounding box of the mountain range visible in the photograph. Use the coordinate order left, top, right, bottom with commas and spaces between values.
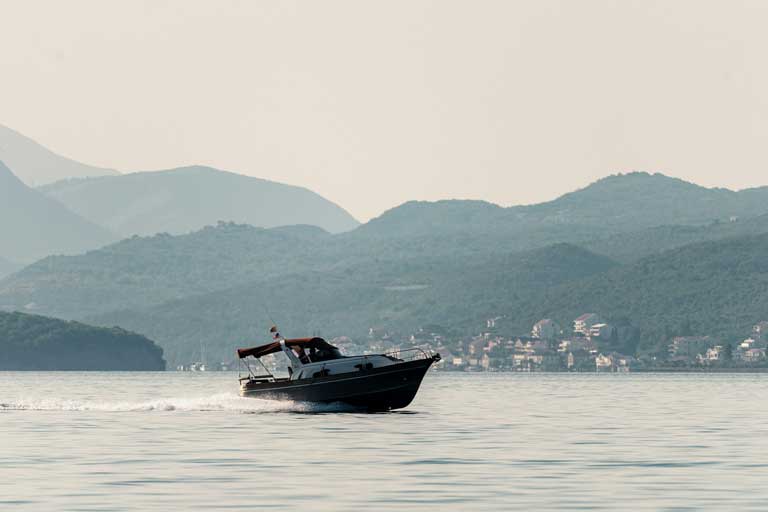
0, 126, 359, 264
357, 173, 768, 241
5, 124, 768, 367
0, 160, 117, 262
5, 170, 768, 365
39, 166, 360, 236
83, 231, 768, 365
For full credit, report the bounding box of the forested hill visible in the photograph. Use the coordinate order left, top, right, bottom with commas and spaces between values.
0, 311, 165, 370
85, 231, 768, 365
493, 232, 768, 356
517, 172, 768, 230
5, 206, 768, 321
0, 222, 336, 319
356, 172, 768, 240
88, 243, 617, 366
582, 214, 768, 263
5, 171, 768, 367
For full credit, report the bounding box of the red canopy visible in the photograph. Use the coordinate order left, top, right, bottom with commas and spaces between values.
237, 337, 330, 359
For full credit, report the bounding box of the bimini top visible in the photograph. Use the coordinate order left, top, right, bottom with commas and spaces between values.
237, 337, 339, 359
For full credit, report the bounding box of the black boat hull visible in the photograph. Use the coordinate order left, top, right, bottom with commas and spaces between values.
240, 356, 439, 411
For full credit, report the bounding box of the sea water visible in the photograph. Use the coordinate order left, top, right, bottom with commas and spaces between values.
1, 372, 767, 511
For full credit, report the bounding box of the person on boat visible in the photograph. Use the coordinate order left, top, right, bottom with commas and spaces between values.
294, 346, 311, 365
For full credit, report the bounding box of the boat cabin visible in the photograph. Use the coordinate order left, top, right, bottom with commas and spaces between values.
237, 337, 399, 380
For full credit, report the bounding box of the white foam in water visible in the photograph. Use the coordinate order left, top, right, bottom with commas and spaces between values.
0, 393, 356, 413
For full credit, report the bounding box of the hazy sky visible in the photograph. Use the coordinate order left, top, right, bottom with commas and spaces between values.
2, 0, 768, 221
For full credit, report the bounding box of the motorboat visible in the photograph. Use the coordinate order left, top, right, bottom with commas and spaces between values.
237, 336, 441, 411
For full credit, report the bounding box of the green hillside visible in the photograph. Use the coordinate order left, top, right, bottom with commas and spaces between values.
87, 244, 617, 366
5, 171, 768, 367
493, 233, 768, 356
0, 311, 165, 370
0, 222, 336, 319
517, 172, 766, 230
356, 172, 768, 241
583, 214, 768, 262
88, 233, 768, 365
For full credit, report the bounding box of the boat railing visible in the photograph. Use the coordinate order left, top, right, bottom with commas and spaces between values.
238, 374, 274, 383
382, 347, 435, 363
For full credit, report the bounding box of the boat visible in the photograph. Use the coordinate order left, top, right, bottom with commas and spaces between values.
237, 335, 441, 411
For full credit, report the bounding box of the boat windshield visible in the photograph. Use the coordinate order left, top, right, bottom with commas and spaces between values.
309, 345, 344, 362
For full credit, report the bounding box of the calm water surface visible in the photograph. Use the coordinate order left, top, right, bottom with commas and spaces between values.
1, 372, 767, 511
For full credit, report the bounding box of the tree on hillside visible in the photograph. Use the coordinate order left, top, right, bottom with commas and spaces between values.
722, 342, 733, 362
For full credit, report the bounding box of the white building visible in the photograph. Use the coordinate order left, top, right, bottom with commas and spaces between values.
595, 353, 613, 371
574, 313, 602, 336
589, 323, 615, 340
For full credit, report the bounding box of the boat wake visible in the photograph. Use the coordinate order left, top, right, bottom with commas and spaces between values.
0, 393, 359, 414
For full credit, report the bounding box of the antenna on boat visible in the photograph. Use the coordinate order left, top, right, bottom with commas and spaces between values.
264, 305, 283, 339
262, 304, 277, 332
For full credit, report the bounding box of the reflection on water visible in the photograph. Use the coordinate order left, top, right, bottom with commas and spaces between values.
2, 372, 768, 510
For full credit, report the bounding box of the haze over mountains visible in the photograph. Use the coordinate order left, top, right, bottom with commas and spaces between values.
5, 164, 768, 365
0, 160, 116, 262
0, 126, 359, 265
0, 256, 21, 280
5, 124, 768, 367
0, 124, 119, 186
39, 166, 360, 236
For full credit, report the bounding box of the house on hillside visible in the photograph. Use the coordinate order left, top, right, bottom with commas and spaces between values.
739, 338, 757, 351
742, 348, 766, 363
532, 319, 561, 340
596, 352, 635, 372
559, 338, 598, 354
702, 346, 723, 363
595, 353, 614, 372
574, 313, 602, 336
589, 323, 615, 340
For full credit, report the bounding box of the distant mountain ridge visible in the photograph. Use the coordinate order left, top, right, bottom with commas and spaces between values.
516, 172, 768, 229
7, 172, 768, 322
0, 161, 116, 262
0, 124, 119, 186
360, 172, 768, 240
5, 168, 768, 366
39, 166, 360, 236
